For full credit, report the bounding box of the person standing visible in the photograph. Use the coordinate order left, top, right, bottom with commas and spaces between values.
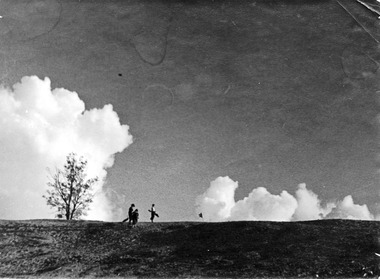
132, 209, 139, 227
149, 204, 159, 222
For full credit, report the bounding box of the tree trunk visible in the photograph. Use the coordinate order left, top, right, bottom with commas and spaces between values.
66, 205, 70, 220
66, 177, 74, 220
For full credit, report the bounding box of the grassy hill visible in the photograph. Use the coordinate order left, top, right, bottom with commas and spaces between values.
0, 219, 379, 278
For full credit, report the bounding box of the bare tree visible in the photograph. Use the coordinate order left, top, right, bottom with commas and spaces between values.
43, 153, 98, 220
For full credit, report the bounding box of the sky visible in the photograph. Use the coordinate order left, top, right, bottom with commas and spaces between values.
0, 0, 379, 222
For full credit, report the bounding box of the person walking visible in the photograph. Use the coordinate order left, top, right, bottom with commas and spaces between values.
122, 203, 135, 224
148, 204, 159, 222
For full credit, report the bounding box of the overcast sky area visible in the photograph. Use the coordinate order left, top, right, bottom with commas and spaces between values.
0, 0, 379, 222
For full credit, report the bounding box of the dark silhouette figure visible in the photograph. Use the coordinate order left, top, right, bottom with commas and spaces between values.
122, 203, 135, 224
148, 204, 159, 222
132, 209, 139, 227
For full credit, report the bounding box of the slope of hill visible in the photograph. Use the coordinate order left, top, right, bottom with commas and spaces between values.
0, 219, 379, 277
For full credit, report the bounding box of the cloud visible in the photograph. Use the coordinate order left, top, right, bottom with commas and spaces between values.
0, 76, 132, 220
230, 187, 297, 221
195, 176, 238, 222
293, 183, 334, 220
326, 195, 374, 220
196, 176, 375, 221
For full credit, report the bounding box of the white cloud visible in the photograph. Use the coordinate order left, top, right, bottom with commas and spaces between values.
196, 177, 376, 221
230, 187, 297, 221
0, 76, 132, 220
326, 195, 374, 220
195, 176, 237, 221
293, 183, 333, 220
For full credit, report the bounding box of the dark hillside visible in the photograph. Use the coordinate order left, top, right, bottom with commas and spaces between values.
0, 219, 379, 277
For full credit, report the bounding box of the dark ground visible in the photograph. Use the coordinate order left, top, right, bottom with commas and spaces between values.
0, 219, 379, 278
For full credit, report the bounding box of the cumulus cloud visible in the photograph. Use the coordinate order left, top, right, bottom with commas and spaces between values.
326, 195, 374, 220
195, 176, 238, 222
293, 183, 334, 220
0, 76, 132, 220
196, 176, 375, 221
230, 187, 297, 221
